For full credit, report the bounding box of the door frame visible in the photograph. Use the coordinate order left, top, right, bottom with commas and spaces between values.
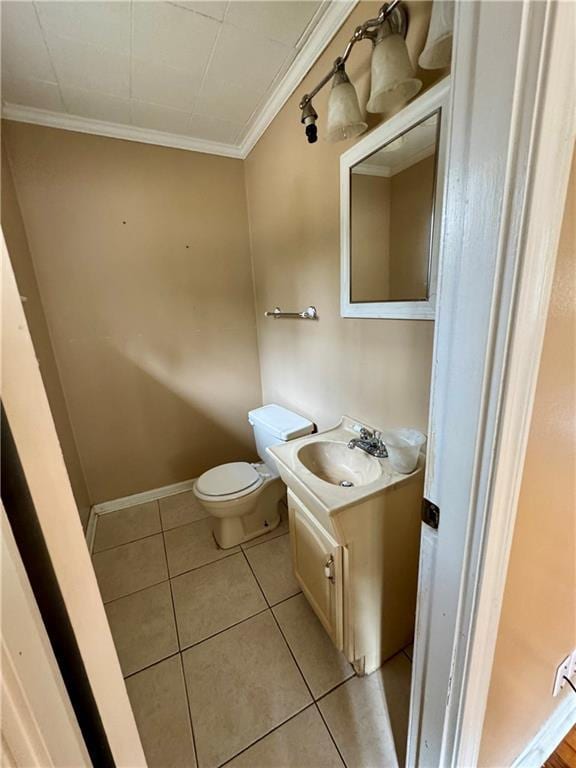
1, 236, 147, 767
408, 0, 575, 765
1, 502, 90, 767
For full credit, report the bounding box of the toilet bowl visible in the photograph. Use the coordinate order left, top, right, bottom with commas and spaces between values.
193, 405, 314, 548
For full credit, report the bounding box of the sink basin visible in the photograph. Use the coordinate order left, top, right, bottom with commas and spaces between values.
296, 440, 382, 487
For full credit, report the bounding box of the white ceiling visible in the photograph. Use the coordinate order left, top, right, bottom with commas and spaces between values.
1, 1, 353, 156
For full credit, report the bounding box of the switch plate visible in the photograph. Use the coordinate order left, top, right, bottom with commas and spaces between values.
553, 650, 576, 696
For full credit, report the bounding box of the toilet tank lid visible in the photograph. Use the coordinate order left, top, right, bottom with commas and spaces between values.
248, 404, 314, 441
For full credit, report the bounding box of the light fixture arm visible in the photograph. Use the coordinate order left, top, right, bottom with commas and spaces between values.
299, 0, 408, 141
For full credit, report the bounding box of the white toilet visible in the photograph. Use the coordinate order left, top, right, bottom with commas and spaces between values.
193, 404, 314, 549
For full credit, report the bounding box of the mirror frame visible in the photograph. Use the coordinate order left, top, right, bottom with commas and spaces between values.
340, 77, 451, 319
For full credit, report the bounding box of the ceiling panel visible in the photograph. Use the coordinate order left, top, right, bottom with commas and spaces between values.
35, 1, 131, 53
132, 2, 219, 72
2, 75, 63, 111
188, 113, 241, 144
131, 59, 200, 112
47, 35, 130, 98
1, 0, 339, 153
193, 76, 264, 124
225, 1, 321, 47
131, 100, 192, 134
61, 87, 132, 124
205, 22, 288, 92
1, 2, 56, 81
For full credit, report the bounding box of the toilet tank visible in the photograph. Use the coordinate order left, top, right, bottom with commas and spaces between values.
248, 404, 314, 473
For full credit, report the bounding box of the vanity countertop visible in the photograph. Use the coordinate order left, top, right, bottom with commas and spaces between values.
267, 416, 423, 519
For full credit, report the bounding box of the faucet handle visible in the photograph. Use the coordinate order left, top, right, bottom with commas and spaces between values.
373, 430, 382, 441
359, 427, 373, 439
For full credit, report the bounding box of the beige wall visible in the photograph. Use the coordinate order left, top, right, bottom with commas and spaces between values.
1, 143, 91, 526
350, 173, 391, 301
479, 150, 576, 766
3, 122, 261, 503
389, 154, 434, 299
244, 1, 443, 434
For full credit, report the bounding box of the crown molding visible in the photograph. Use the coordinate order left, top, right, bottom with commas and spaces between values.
1, 0, 358, 160
238, 0, 359, 157
1, 103, 244, 159
352, 163, 392, 177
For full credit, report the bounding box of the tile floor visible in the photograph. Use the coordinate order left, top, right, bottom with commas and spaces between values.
92, 489, 413, 768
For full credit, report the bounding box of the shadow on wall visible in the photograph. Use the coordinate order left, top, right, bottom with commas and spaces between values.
78, 340, 259, 504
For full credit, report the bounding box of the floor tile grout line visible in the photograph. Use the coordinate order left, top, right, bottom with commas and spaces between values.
166, 546, 241, 581
160, 531, 196, 760
122, 650, 180, 681
92, 522, 163, 554
264, 583, 349, 768
160, 513, 210, 534
101, 574, 169, 606
178, 606, 271, 654
313, 671, 356, 703
241, 548, 272, 608
178, 652, 201, 768
101, 541, 297, 607
242, 547, 350, 767
314, 674, 356, 705
160, 526, 201, 768
240, 528, 289, 552
92, 529, 165, 559
313, 701, 348, 768
216, 702, 318, 768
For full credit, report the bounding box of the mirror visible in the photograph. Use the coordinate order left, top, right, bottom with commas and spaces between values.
350, 113, 438, 303
341, 79, 449, 319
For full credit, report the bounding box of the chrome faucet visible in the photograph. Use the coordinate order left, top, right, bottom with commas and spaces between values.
347, 427, 388, 458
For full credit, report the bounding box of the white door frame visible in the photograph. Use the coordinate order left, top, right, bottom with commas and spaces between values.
1, 502, 91, 767
409, 0, 575, 766
1, 236, 147, 767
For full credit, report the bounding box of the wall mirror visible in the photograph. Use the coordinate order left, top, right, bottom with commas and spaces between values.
340, 78, 450, 319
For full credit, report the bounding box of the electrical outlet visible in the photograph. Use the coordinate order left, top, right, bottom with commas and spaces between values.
553, 650, 576, 696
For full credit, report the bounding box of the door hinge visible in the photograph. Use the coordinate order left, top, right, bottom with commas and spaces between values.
422, 498, 440, 529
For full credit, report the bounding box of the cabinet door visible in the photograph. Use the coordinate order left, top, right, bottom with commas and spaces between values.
287, 491, 343, 650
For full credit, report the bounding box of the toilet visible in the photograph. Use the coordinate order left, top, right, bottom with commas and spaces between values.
193, 404, 314, 549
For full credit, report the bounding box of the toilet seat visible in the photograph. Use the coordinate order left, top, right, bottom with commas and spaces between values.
195, 462, 263, 500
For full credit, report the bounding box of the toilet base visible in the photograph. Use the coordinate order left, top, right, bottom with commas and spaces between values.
210, 476, 285, 549
213, 506, 281, 549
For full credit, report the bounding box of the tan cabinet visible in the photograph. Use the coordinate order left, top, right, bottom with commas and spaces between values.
287, 491, 343, 650
286, 474, 423, 675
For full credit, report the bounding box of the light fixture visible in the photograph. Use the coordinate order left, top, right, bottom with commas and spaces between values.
299, 1, 421, 144
419, 0, 454, 70
325, 63, 367, 143
366, 22, 422, 114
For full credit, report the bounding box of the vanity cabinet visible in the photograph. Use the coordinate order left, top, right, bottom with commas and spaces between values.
287, 475, 423, 676
268, 417, 425, 676
287, 491, 343, 649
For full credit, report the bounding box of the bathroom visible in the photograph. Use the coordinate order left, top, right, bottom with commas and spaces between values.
2, 1, 574, 767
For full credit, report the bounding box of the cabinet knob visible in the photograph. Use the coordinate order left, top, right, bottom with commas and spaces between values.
324, 555, 335, 583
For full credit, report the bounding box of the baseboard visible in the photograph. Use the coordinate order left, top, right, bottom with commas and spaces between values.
85, 478, 196, 553
85, 507, 98, 554
512, 694, 576, 768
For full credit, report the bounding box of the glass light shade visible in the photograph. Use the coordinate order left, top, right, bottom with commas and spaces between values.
325, 69, 367, 143
419, 0, 454, 70
366, 33, 422, 114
